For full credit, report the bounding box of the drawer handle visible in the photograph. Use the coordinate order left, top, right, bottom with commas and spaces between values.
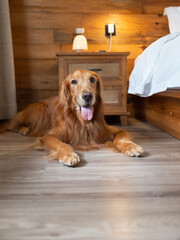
88, 68, 102, 72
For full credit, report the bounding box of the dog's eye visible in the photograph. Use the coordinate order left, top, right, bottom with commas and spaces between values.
90, 77, 95, 83
71, 79, 77, 85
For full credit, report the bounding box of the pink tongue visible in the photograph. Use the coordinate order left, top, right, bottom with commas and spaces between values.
81, 106, 94, 120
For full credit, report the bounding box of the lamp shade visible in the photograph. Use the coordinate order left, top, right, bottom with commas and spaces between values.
72, 34, 88, 51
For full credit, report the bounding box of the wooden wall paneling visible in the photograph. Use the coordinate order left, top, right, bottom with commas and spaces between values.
141, 35, 169, 45
54, 29, 76, 44
14, 60, 58, 75
9, 0, 143, 14
127, 59, 135, 80
11, 13, 168, 39
14, 60, 58, 90
15, 74, 59, 90
17, 89, 59, 102
14, 59, 59, 109
10, 13, 82, 28
13, 43, 61, 59
54, 28, 153, 45
16, 89, 59, 111
143, 0, 180, 14
11, 28, 54, 44
82, 14, 169, 37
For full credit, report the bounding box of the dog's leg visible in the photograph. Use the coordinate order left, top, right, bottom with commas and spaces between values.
113, 130, 144, 157
40, 135, 80, 167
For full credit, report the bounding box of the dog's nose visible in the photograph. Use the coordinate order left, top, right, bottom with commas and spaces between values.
82, 92, 93, 102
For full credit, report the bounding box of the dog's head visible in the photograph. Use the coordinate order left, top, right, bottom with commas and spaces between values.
59, 69, 103, 121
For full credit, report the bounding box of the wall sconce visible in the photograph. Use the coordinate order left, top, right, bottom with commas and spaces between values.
105, 24, 116, 52
72, 28, 88, 52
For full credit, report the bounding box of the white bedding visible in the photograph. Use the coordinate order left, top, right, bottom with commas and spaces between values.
164, 7, 180, 33
128, 32, 180, 97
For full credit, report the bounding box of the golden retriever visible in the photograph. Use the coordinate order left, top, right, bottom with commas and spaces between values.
4, 69, 143, 166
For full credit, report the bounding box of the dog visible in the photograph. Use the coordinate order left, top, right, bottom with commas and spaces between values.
4, 69, 143, 166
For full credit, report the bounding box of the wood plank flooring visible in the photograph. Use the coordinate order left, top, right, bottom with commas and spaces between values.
0, 118, 180, 240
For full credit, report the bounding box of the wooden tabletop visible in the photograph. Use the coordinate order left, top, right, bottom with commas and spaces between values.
56, 51, 130, 56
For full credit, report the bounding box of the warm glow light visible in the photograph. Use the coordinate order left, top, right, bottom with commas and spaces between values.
73, 35, 88, 51
72, 28, 88, 52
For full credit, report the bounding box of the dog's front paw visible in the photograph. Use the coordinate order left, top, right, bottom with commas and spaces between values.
117, 140, 144, 157
59, 152, 80, 167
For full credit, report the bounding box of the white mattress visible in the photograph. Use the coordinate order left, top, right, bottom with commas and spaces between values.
128, 33, 180, 97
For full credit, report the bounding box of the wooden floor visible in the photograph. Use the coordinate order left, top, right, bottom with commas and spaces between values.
0, 118, 180, 240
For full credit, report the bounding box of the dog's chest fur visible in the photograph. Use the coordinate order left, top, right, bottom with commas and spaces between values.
62, 115, 112, 147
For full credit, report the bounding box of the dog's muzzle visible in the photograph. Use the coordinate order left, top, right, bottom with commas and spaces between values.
82, 92, 93, 103
76, 92, 94, 121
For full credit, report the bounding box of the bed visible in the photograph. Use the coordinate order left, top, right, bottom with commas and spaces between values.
139, 89, 180, 139
128, 17, 180, 139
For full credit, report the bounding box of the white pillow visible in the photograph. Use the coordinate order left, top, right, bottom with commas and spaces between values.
164, 7, 180, 33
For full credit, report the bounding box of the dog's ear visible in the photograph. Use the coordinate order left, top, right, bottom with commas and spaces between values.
59, 73, 72, 105
95, 74, 103, 102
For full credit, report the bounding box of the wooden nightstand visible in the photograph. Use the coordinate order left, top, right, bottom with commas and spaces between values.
56, 52, 130, 125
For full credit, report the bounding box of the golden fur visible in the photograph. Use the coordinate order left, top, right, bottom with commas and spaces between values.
3, 69, 143, 166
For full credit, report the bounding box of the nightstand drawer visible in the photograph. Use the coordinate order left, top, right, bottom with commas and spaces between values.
103, 86, 122, 109
68, 63, 120, 78
102, 89, 119, 104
